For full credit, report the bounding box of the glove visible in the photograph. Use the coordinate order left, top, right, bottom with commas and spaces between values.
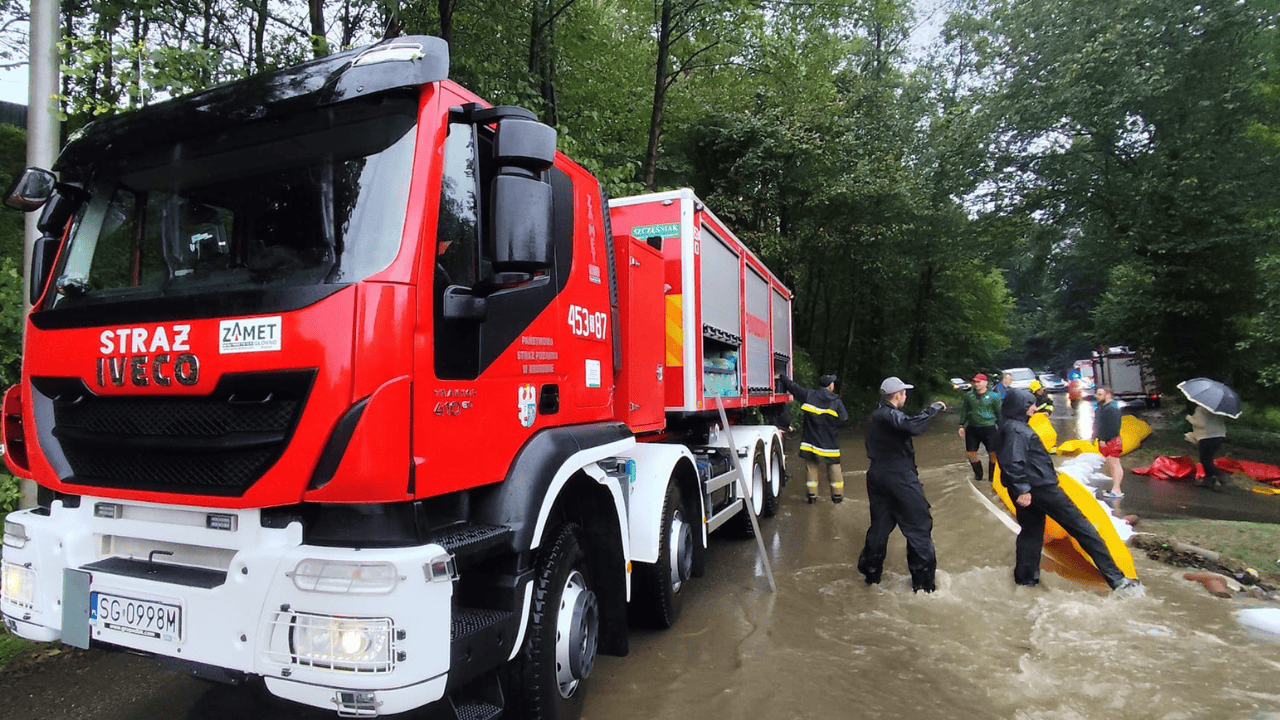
929, 401, 946, 413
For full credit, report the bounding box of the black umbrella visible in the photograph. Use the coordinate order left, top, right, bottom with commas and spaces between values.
1177, 378, 1242, 419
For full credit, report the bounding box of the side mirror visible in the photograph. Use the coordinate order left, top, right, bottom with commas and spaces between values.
493, 118, 556, 171
4, 167, 57, 212
29, 235, 59, 305
441, 285, 488, 321
490, 119, 557, 272
37, 184, 88, 235
491, 175, 553, 271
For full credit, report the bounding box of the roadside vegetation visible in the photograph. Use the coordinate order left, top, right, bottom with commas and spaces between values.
1123, 404, 1280, 586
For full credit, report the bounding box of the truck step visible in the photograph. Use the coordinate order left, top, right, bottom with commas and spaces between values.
451, 607, 515, 643
454, 700, 503, 720
434, 524, 514, 567
449, 607, 519, 692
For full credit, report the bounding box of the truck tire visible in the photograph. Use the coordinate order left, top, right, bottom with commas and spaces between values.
727, 449, 766, 538
507, 524, 599, 720
631, 483, 693, 628
762, 445, 784, 518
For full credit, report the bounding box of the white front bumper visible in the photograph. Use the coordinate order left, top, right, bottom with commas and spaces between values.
1, 498, 455, 716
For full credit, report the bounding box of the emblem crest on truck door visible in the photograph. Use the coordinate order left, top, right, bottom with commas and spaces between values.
518, 384, 538, 427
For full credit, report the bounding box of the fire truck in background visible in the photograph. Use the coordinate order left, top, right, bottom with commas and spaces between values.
1092, 346, 1160, 409
0, 36, 795, 719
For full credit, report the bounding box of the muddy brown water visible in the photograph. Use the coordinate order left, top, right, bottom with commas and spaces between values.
5, 410, 1280, 720
583, 417, 1280, 720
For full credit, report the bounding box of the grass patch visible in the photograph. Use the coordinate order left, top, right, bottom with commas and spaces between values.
0, 631, 37, 671
1137, 517, 1280, 584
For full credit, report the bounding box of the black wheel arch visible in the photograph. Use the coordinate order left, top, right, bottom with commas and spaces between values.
669, 455, 707, 578
472, 422, 633, 658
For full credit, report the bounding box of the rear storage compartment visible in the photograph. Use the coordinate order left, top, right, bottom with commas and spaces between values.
609, 189, 792, 417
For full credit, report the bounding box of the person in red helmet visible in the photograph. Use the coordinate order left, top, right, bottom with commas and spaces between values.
958, 372, 1002, 484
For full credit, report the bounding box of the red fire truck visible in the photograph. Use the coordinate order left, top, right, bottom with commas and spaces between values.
0, 36, 795, 719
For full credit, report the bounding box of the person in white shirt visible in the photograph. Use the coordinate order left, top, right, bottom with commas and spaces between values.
1187, 404, 1227, 489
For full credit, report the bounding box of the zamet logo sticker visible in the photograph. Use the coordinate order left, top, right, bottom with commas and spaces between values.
219, 316, 283, 354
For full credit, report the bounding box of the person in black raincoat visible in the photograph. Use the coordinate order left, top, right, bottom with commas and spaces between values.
998, 388, 1139, 591
779, 373, 848, 503
856, 377, 946, 592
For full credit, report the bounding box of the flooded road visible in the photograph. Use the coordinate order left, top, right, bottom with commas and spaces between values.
6, 413, 1280, 720
583, 420, 1280, 720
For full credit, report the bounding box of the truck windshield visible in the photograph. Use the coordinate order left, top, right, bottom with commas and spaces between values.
48, 96, 418, 311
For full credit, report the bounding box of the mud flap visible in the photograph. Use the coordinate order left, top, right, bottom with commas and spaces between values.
62, 569, 90, 649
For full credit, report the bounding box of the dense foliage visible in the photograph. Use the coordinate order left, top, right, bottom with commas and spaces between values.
0, 0, 1276, 410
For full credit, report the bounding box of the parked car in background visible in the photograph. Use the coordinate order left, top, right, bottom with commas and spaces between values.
1068, 360, 1095, 406
1037, 372, 1069, 393
951, 377, 972, 391
1003, 367, 1038, 390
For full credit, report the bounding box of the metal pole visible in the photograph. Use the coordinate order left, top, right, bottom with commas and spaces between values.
714, 397, 777, 593
19, 0, 61, 509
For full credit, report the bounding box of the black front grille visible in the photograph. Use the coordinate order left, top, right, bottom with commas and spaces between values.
32, 370, 315, 497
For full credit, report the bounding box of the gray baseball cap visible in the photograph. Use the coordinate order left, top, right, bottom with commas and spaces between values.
880, 376, 913, 394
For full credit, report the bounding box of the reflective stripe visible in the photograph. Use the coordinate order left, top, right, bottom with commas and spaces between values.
800, 403, 839, 417
800, 442, 840, 458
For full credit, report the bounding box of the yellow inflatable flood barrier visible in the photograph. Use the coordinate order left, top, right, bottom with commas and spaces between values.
993, 465, 1138, 588
991, 415, 1139, 588
1054, 415, 1153, 457
1029, 412, 1057, 453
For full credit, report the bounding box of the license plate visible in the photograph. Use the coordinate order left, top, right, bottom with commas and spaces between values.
89, 591, 183, 643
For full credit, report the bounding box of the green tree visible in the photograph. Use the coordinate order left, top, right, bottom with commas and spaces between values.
971, 0, 1280, 391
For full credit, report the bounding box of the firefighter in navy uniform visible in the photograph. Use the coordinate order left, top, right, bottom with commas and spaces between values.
779, 373, 848, 503
998, 388, 1140, 592
857, 377, 946, 592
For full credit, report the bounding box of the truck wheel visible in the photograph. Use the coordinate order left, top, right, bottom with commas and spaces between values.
632, 483, 693, 628
728, 450, 766, 538
762, 445, 784, 518
507, 524, 598, 720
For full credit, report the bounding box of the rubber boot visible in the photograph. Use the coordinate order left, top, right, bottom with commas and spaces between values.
970, 461, 983, 483
987, 462, 996, 484
831, 495, 843, 504
806, 494, 817, 504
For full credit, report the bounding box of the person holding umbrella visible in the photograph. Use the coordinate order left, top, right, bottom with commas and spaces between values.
1179, 378, 1242, 490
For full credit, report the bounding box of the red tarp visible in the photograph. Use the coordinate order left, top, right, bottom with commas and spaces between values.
1214, 457, 1280, 485
1133, 455, 1280, 486
1133, 455, 1202, 481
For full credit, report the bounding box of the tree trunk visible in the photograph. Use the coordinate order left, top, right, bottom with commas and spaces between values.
309, 0, 328, 57
438, 0, 455, 46
202, 0, 213, 49
643, 0, 673, 191
801, 257, 820, 348
253, 0, 268, 72
908, 263, 933, 370
130, 7, 144, 108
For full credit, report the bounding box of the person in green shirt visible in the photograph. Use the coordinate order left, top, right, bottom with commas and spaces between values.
958, 373, 1003, 483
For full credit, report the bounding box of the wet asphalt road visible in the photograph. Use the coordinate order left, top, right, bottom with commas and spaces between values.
1053, 395, 1280, 524
5, 397, 1280, 720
